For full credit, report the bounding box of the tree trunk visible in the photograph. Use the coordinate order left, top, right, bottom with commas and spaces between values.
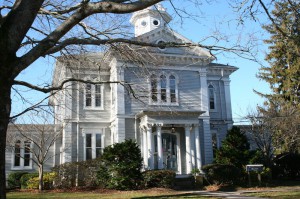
38, 164, 44, 191
0, 76, 12, 199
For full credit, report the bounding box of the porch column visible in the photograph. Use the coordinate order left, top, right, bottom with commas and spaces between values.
147, 124, 154, 169
156, 124, 164, 169
185, 124, 192, 174
142, 127, 148, 169
194, 124, 202, 170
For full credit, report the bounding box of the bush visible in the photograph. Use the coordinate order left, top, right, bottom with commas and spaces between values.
202, 164, 243, 185
272, 152, 300, 179
25, 172, 57, 189
7, 171, 28, 189
52, 158, 102, 188
20, 173, 39, 189
215, 127, 251, 169
97, 139, 143, 190
142, 170, 176, 188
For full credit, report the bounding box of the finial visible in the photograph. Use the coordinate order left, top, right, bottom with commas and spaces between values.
156, 3, 165, 11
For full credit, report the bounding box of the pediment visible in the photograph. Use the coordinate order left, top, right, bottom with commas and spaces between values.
134, 27, 213, 60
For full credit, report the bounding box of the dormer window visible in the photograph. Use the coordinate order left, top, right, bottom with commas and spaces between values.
150, 73, 178, 105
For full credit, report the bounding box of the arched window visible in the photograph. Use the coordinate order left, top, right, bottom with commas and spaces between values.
13, 140, 32, 169
85, 83, 92, 107
149, 73, 178, 105
208, 85, 215, 110
160, 75, 167, 102
84, 80, 104, 109
169, 75, 176, 103
151, 75, 158, 102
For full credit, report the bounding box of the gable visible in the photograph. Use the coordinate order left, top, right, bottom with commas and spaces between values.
134, 26, 213, 59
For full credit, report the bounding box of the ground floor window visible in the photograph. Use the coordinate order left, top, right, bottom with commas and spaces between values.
84, 133, 104, 160
12, 140, 32, 169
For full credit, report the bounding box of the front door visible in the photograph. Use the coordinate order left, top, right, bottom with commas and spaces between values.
154, 132, 179, 171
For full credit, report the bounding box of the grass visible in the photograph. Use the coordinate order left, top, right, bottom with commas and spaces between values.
7, 190, 221, 199
245, 190, 300, 199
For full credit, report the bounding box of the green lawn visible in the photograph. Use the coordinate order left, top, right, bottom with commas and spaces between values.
7, 191, 220, 199
245, 190, 300, 199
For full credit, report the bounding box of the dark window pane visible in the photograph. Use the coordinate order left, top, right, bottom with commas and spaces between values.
208, 85, 215, 109
14, 156, 20, 167
86, 148, 92, 160
24, 141, 31, 153
86, 84, 92, 107
96, 134, 101, 147
151, 75, 157, 102
24, 154, 30, 166
96, 148, 102, 158
161, 89, 166, 102
86, 134, 92, 147
95, 85, 101, 107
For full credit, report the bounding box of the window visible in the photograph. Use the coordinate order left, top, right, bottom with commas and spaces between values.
150, 73, 178, 105
160, 75, 167, 102
84, 83, 103, 109
208, 85, 215, 110
170, 75, 176, 103
12, 140, 32, 169
151, 74, 158, 102
84, 133, 103, 160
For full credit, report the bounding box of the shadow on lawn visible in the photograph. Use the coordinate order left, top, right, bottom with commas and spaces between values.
132, 193, 202, 199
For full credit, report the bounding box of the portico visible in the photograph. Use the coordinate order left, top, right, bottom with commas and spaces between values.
137, 110, 206, 174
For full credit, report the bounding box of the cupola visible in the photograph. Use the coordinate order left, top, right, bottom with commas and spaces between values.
130, 4, 172, 37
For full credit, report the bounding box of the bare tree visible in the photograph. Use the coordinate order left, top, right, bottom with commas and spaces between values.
0, 0, 260, 197
244, 108, 274, 167
6, 110, 64, 191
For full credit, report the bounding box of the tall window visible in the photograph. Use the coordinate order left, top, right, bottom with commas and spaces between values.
84, 133, 103, 160
160, 75, 167, 102
85, 84, 92, 107
151, 75, 158, 102
13, 140, 32, 169
208, 85, 215, 110
150, 73, 178, 104
84, 83, 103, 109
170, 75, 176, 103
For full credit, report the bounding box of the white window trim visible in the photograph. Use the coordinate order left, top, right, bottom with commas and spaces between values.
149, 72, 179, 106
84, 82, 104, 110
82, 129, 105, 160
11, 140, 33, 170
208, 83, 217, 112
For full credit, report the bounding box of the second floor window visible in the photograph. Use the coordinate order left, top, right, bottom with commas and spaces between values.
208, 85, 215, 110
150, 73, 178, 105
84, 83, 103, 109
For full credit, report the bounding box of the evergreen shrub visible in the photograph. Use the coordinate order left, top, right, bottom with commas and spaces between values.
202, 164, 243, 185
142, 170, 176, 188
7, 171, 28, 189
97, 139, 143, 190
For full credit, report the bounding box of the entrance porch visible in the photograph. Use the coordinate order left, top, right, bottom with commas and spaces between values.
137, 110, 209, 174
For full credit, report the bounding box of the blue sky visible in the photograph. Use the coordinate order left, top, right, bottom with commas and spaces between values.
12, 1, 271, 124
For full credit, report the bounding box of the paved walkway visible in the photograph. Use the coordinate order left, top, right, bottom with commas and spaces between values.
186, 187, 300, 199
188, 190, 266, 199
